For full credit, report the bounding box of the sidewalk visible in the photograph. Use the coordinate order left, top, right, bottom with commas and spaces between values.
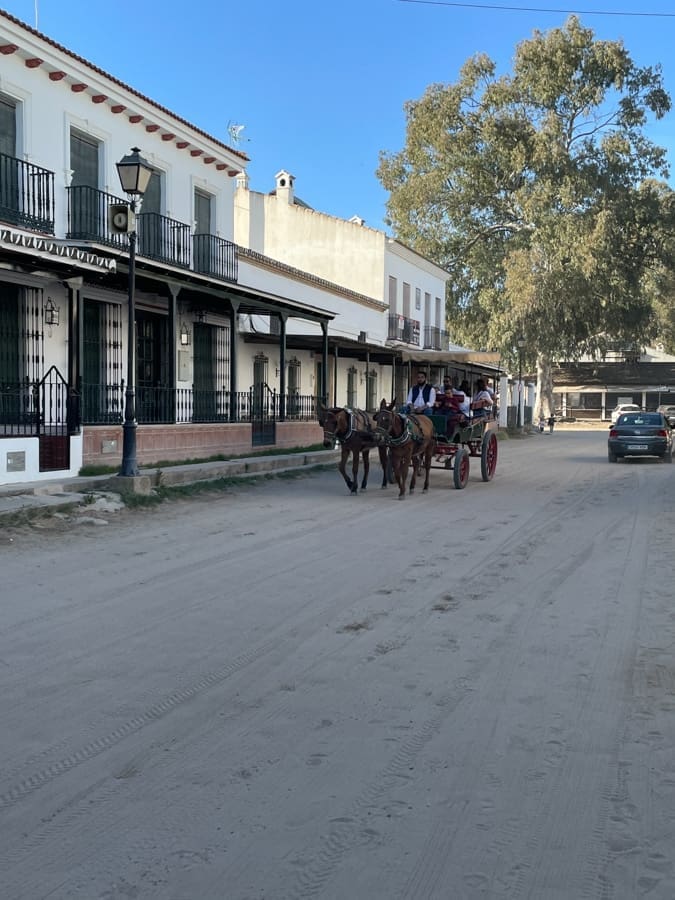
0, 448, 339, 522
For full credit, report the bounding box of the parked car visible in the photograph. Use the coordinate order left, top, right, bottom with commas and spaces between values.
608, 412, 673, 462
657, 404, 675, 427
610, 403, 641, 424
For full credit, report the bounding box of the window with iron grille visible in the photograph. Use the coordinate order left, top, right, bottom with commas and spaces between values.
0, 283, 44, 428
82, 299, 123, 424
288, 357, 301, 393
253, 353, 268, 388
194, 322, 230, 421
415, 287, 421, 310
347, 366, 357, 408
365, 369, 378, 411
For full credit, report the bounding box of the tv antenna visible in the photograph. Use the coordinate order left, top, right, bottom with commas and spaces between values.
227, 122, 249, 146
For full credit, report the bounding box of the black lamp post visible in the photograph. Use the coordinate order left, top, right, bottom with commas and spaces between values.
516, 334, 526, 429
116, 148, 153, 477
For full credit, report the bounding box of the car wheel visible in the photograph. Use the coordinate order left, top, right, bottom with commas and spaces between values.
608, 450, 618, 463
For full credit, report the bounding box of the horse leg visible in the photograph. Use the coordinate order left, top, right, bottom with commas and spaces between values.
337, 447, 353, 492
422, 443, 433, 492
395, 452, 408, 499
409, 453, 418, 493
360, 449, 370, 491
350, 448, 359, 494
378, 445, 389, 489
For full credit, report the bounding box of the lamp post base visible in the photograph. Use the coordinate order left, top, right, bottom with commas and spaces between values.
119, 420, 140, 477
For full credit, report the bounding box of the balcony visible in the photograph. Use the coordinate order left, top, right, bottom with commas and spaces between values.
387, 313, 420, 345
137, 212, 191, 269
193, 234, 238, 283
423, 325, 449, 350
68, 188, 238, 278
67, 185, 126, 248
0, 153, 55, 234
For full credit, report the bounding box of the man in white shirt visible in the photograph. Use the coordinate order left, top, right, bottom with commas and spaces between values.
406, 372, 436, 415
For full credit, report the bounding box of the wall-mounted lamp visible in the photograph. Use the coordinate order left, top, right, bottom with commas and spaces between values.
44, 296, 60, 327
179, 322, 191, 346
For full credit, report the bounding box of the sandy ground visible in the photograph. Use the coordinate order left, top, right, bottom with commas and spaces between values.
2, 428, 675, 900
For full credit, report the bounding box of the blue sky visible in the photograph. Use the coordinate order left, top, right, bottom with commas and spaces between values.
3, 0, 675, 231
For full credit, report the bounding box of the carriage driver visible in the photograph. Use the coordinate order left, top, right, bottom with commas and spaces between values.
405, 371, 436, 416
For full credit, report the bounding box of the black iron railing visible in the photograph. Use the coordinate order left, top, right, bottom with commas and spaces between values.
423, 326, 449, 350
1, 369, 78, 437
78, 385, 319, 426
67, 185, 126, 247
138, 212, 191, 268
193, 234, 238, 282
0, 153, 55, 234
387, 313, 421, 345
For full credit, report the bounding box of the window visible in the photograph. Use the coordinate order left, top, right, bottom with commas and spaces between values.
415, 287, 421, 310
0, 94, 17, 157
253, 353, 268, 388
366, 369, 378, 412
81, 299, 123, 424
435, 296, 442, 328
70, 131, 99, 188
402, 282, 411, 318
347, 366, 357, 408
388, 275, 397, 311
194, 189, 212, 234
288, 357, 301, 394
424, 292, 431, 325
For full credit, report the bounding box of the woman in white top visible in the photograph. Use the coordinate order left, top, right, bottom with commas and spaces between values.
471, 379, 493, 418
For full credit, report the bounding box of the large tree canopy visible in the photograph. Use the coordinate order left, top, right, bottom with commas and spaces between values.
377, 16, 675, 393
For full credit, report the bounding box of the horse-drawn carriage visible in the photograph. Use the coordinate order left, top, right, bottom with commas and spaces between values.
319, 402, 498, 498
428, 413, 499, 489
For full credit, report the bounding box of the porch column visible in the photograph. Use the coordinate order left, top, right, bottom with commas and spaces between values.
230, 301, 239, 421
65, 276, 83, 434
333, 344, 338, 407
321, 321, 329, 404
167, 283, 180, 424
279, 313, 287, 421
392, 354, 396, 403
366, 350, 370, 410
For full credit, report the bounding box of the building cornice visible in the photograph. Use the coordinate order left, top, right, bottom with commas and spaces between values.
0, 10, 247, 176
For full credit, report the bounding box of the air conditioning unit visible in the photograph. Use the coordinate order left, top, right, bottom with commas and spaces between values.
358, 331, 367, 343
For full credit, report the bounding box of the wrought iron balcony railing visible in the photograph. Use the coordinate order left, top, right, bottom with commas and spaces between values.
0, 152, 55, 234
193, 233, 238, 283
387, 313, 421, 345
423, 326, 449, 350
67, 185, 126, 248
138, 212, 191, 269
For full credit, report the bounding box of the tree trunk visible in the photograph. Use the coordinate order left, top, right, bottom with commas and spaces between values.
534, 356, 554, 418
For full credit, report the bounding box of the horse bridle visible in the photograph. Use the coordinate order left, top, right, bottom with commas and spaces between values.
322, 408, 367, 445
375, 410, 412, 447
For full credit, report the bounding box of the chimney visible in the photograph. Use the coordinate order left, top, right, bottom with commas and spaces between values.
236, 171, 249, 191
275, 170, 295, 205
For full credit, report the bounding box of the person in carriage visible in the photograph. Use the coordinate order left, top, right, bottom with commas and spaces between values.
470, 378, 494, 419
434, 385, 469, 435
405, 371, 436, 416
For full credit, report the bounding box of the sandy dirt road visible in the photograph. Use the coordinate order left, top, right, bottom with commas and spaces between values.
2, 428, 675, 900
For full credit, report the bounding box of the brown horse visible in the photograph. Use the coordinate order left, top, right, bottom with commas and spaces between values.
318, 405, 388, 494
373, 400, 436, 499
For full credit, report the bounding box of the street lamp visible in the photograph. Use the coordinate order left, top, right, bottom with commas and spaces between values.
516, 334, 526, 429
116, 147, 153, 477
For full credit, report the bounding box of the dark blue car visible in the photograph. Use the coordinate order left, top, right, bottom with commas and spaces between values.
608, 412, 673, 463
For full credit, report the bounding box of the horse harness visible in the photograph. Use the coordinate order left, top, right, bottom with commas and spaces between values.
379, 412, 427, 447
323, 408, 375, 445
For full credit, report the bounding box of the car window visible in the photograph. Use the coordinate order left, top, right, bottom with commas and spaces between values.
619, 414, 661, 426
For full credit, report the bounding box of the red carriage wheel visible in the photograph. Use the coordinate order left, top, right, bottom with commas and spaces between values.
453, 447, 470, 489
480, 431, 498, 482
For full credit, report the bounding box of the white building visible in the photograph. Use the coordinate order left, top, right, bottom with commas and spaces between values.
0, 10, 498, 487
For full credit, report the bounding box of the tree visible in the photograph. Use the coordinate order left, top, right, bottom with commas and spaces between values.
377, 16, 674, 416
